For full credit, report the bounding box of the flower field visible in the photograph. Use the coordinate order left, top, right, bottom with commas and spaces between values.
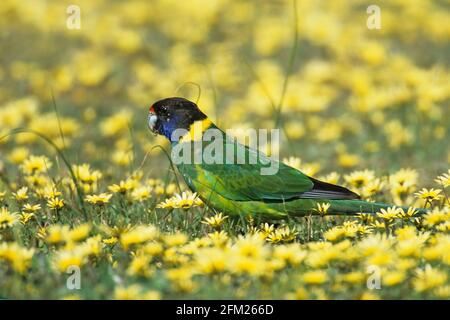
0, 0, 449, 300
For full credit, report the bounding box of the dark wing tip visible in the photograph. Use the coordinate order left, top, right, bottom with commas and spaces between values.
300, 177, 360, 200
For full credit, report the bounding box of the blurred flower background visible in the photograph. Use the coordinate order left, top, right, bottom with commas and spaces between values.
0, 0, 449, 299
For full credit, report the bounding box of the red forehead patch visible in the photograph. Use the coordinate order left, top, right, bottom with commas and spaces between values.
149, 105, 155, 113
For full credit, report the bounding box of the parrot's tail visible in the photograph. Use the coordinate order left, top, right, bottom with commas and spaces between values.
326, 199, 429, 216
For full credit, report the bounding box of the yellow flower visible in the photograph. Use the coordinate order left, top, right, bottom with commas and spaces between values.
201, 212, 228, 229
282, 157, 321, 176
164, 247, 188, 265
85, 193, 113, 205
112, 149, 134, 166
141, 290, 161, 300
53, 249, 86, 273
343, 221, 371, 238
259, 223, 275, 238
301, 270, 328, 285
435, 170, 450, 188
383, 271, 406, 286
338, 153, 360, 168
75, 51, 110, 87
47, 197, 65, 210
344, 170, 375, 188
273, 244, 306, 266
323, 226, 346, 242
436, 221, 450, 232
366, 251, 395, 267
358, 234, 394, 256
41, 185, 62, 199
7, 147, 29, 164
114, 284, 160, 300
73, 164, 102, 184
157, 192, 203, 209
415, 188, 443, 203
359, 291, 380, 300
227, 256, 267, 277
46, 225, 70, 244
434, 286, 450, 299
163, 233, 189, 247
413, 265, 447, 292
37, 227, 47, 240
147, 179, 161, 187
131, 186, 152, 202
13, 187, 29, 202
165, 183, 177, 196
25, 175, 49, 189
423, 208, 449, 227
21, 155, 52, 175
383, 120, 413, 149
266, 226, 298, 243
361, 178, 385, 198
78, 236, 101, 256
22, 203, 41, 214
208, 230, 229, 247
397, 235, 429, 258
127, 254, 153, 277
396, 259, 417, 271
389, 169, 418, 203
395, 226, 418, 240
376, 207, 402, 222
285, 287, 309, 300
360, 41, 385, 65
357, 212, 374, 224
0, 242, 34, 273
195, 247, 228, 274
139, 242, 162, 257
233, 234, 268, 259
389, 168, 418, 188
315, 202, 331, 216
0, 207, 18, 229
109, 179, 136, 194
306, 243, 344, 268
370, 220, 387, 230
68, 224, 91, 242
114, 285, 142, 300
100, 110, 132, 137
20, 212, 35, 225
103, 237, 118, 246
340, 272, 366, 284
62, 294, 81, 300
120, 225, 159, 250
165, 267, 196, 292
100, 224, 132, 238
399, 207, 419, 219
319, 172, 340, 185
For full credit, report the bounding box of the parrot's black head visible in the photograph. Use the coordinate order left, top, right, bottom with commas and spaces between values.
148, 97, 207, 139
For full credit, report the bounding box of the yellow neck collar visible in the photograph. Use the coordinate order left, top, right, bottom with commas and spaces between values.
179, 118, 212, 142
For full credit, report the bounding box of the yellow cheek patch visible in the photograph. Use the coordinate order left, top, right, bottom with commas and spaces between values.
180, 118, 212, 142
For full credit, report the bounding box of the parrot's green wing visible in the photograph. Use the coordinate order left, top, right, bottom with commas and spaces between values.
177, 134, 359, 202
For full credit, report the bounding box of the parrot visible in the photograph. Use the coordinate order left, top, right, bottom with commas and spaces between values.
147, 97, 426, 220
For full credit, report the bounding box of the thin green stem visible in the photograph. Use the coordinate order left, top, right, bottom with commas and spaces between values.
274, 0, 299, 129
151, 145, 182, 194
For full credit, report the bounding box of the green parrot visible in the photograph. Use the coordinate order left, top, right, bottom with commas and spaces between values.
148, 97, 426, 219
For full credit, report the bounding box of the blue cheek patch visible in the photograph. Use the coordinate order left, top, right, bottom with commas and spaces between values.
160, 115, 182, 140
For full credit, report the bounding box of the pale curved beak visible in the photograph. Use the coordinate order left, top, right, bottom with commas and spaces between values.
148, 112, 158, 132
